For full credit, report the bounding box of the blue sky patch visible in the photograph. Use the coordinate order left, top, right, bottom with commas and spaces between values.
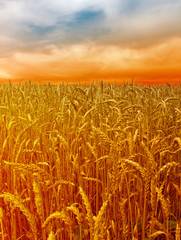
73, 9, 105, 23
60, 8, 105, 28
27, 23, 56, 36
120, 0, 141, 14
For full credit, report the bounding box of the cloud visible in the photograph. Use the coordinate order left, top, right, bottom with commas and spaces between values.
0, 0, 181, 58
0, 0, 109, 55
1, 37, 181, 84
103, 0, 181, 48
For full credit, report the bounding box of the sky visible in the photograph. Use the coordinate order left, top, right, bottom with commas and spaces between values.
0, 0, 181, 84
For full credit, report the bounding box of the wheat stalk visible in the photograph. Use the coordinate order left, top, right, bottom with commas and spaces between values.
0, 192, 37, 239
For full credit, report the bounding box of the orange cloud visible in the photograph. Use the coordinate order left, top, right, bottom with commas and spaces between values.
0, 38, 181, 85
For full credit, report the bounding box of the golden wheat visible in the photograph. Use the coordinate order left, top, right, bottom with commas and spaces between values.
0, 192, 37, 239
0, 82, 181, 239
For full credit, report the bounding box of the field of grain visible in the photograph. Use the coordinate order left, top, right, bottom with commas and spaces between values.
0, 81, 180, 240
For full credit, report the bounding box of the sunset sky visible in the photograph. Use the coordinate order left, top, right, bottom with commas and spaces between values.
0, 0, 181, 84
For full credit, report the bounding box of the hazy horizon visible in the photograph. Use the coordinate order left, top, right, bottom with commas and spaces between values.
0, 0, 181, 84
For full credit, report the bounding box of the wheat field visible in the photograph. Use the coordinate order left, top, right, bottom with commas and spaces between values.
0, 80, 180, 240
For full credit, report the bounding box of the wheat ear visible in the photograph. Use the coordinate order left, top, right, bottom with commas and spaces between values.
0, 192, 37, 240
79, 186, 94, 239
